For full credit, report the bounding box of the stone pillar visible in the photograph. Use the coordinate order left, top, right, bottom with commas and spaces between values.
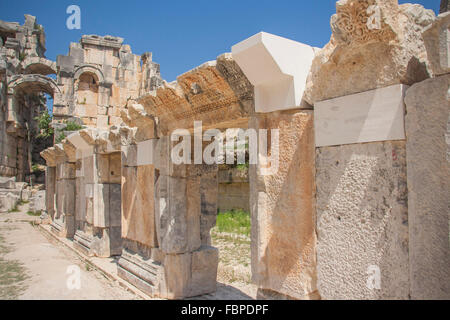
232, 31, 318, 300
404, 13, 450, 299
45, 166, 56, 219
314, 85, 409, 299
75, 159, 86, 230
73, 150, 122, 257
249, 110, 317, 300
52, 160, 76, 238
118, 136, 219, 299
404, 74, 450, 300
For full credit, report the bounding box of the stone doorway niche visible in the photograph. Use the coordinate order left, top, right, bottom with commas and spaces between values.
67, 129, 123, 257
73, 151, 122, 257
5, 73, 58, 181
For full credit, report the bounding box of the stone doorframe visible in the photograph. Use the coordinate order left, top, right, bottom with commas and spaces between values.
113, 38, 318, 299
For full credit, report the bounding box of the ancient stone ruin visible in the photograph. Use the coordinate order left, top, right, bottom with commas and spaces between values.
1, 0, 449, 299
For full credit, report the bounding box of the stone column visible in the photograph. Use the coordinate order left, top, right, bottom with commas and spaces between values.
404, 13, 450, 299
233, 31, 318, 300
314, 85, 409, 300
118, 135, 219, 299
249, 110, 317, 300
45, 166, 56, 219
52, 159, 76, 238
73, 150, 122, 257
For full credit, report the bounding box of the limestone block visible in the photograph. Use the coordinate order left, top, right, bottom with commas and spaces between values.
97, 153, 121, 184
199, 168, 218, 246
62, 179, 76, 217
249, 110, 317, 299
83, 155, 95, 184
75, 176, 86, 224
97, 106, 107, 115
189, 246, 219, 296
45, 167, 56, 218
121, 165, 157, 248
404, 74, 450, 299
423, 12, 450, 77
316, 141, 409, 299
314, 84, 407, 147
84, 105, 98, 118
155, 175, 201, 254
85, 184, 94, 225
137, 139, 156, 166
0, 176, 15, 189
109, 184, 122, 227
161, 246, 218, 299
109, 152, 122, 184
93, 183, 109, 228
232, 32, 315, 112
57, 162, 76, 180
121, 145, 137, 167
97, 115, 109, 128
92, 183, 121, 229
305, 0, 436, 104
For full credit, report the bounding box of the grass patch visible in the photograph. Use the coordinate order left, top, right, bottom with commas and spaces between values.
26, 210, 41, 217
216, 209, 250, 237
7, 204, 19, 213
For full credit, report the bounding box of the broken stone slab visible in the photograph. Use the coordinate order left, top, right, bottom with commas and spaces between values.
423, 12, 450, 76
0, 176, 16, 189
305, 0, 436, 104
0, 191, 20, 212
314, 84, 407, 147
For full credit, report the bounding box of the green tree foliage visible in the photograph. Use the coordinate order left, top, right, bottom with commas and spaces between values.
35, 109, 54, 138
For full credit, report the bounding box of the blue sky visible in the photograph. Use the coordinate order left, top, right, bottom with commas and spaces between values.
1, 0, 439, 82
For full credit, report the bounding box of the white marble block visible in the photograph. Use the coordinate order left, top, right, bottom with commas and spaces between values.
232, 32, 315, 113
314, 84, 407, 147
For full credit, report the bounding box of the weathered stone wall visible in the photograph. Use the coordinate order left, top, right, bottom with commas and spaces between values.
218, 167, 249, 212
54, 35, 162, 128
38, 0, 450, 301
404, 74, 450, 299
0, 15, 57, 180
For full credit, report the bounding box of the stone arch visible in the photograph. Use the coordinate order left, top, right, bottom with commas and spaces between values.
73, 65, 105, 84
21, 57, 57, 75
7, 74, 60, 97
73, 65, 105, 108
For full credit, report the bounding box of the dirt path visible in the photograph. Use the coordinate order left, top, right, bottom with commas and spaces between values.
0, 205, 138, 300
0, 204, 257, 300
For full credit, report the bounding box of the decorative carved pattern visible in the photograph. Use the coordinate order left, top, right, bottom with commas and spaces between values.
137, 55, 253, 134
331, 0, 396, 46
